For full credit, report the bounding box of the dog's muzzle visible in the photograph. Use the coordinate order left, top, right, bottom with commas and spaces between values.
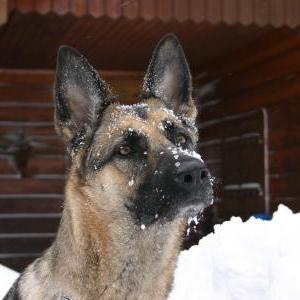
129, 151, 213, 225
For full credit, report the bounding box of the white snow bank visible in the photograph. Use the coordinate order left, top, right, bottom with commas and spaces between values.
0, 264, 19, 299
169, 205, 300, 300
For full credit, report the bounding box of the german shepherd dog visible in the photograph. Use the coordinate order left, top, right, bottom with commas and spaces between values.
4, 34, 213, 300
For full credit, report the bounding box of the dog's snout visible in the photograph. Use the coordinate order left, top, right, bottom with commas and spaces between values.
133, 154, 213, 223
174, 160, 209, 187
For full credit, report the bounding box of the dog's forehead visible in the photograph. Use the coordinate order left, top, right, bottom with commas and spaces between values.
100, 99, 181, 133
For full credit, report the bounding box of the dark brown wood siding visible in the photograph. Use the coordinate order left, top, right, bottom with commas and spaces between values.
0, 69, 142, 271
195, 28, 300, 221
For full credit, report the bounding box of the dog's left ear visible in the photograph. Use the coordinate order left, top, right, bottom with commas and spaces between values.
54, 46, 111, 143
141, 33, 197, 121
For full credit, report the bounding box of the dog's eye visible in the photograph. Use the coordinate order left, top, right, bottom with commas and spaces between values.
176, 134, 187, 146
119, 145, 132, 156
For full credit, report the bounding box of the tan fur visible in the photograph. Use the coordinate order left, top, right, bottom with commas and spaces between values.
16, 99, 195, 300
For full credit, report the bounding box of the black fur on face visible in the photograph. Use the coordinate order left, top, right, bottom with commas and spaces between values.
125, 147, 213, 226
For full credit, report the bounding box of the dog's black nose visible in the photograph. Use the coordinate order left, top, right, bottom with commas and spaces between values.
174, 160, 209, 188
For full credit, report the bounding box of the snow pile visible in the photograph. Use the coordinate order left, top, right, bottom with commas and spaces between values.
0, 264, 19, 299
169, 205, 300, 300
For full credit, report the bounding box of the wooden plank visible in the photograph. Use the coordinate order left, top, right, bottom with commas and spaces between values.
106, 0, 121, 19
0, 0, 8, 25
0, 157, 65, 176
190, 0, 205, 22
52, 0, 70, 15
213, 47, 300, 98
139, 0, 156, 20
223, 0, 238, 24
196, 28, 296, 84
30, 146, 65, 157
0, 69, 142, 85
123, 0, 139, 19
220, 140, 264, 187
14, 0, 33, 13
269, 126, 300, 150
222, 141, 242, 185
157, 0, 173, 22
71, 0, 87, 16
0, 215, 61, 233
0, 72, 141, 105
0, 86, 52, 102
0, 236, 54, 252
199, 111, 263, 139
87, 0, 105, 17
270, 146, 300, 174
7, 0, 16, 11
268, 98, 300, 130
206, 0, 222, 24
110, 78, 140, 104
270, 174, 299, 198
0, 195, 63, 213
0, 256, 37, 272
285, 0, 300, 28
238, 0, 253, 25
0, 125, 56, 136
33, 0, 51, 14
174, 0, 189, 22
0, 132, 64, 160
200, 77, 300, 122
0, 106, 53, 122
239, 138, 264, 183
26, 157, 65, 175
0, 69, 54, 85
223, 187, 263, 199
0, 178, 65, 193
0, 158, 17, 174
269, 0, 285, 27
254, 0, 269, 26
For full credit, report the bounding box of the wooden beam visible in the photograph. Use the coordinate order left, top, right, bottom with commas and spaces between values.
0, 0, 7, 26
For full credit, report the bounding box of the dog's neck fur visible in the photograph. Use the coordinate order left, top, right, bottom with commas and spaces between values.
18, 177, 186, 300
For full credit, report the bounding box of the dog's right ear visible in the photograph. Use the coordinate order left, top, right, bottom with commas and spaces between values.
141, 34, 196, 120
54, 46, 110, 143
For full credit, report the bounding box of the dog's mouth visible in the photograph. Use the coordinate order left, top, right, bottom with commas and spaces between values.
128, 192, 214, 227
170, 193, 214, 220
175, 202, 208, 219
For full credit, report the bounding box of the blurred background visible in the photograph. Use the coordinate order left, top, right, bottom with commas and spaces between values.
0, 0, 300, 271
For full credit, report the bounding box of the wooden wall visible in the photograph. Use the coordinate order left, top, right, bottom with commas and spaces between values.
195, 28, 300, 221
0, 69, 142, 271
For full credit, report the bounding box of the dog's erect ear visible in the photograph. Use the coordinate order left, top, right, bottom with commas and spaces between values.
141, 33, 197, 120
54, 46, 110, 143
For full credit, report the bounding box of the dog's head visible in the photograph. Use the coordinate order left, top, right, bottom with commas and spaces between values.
54, 34, 213, 227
